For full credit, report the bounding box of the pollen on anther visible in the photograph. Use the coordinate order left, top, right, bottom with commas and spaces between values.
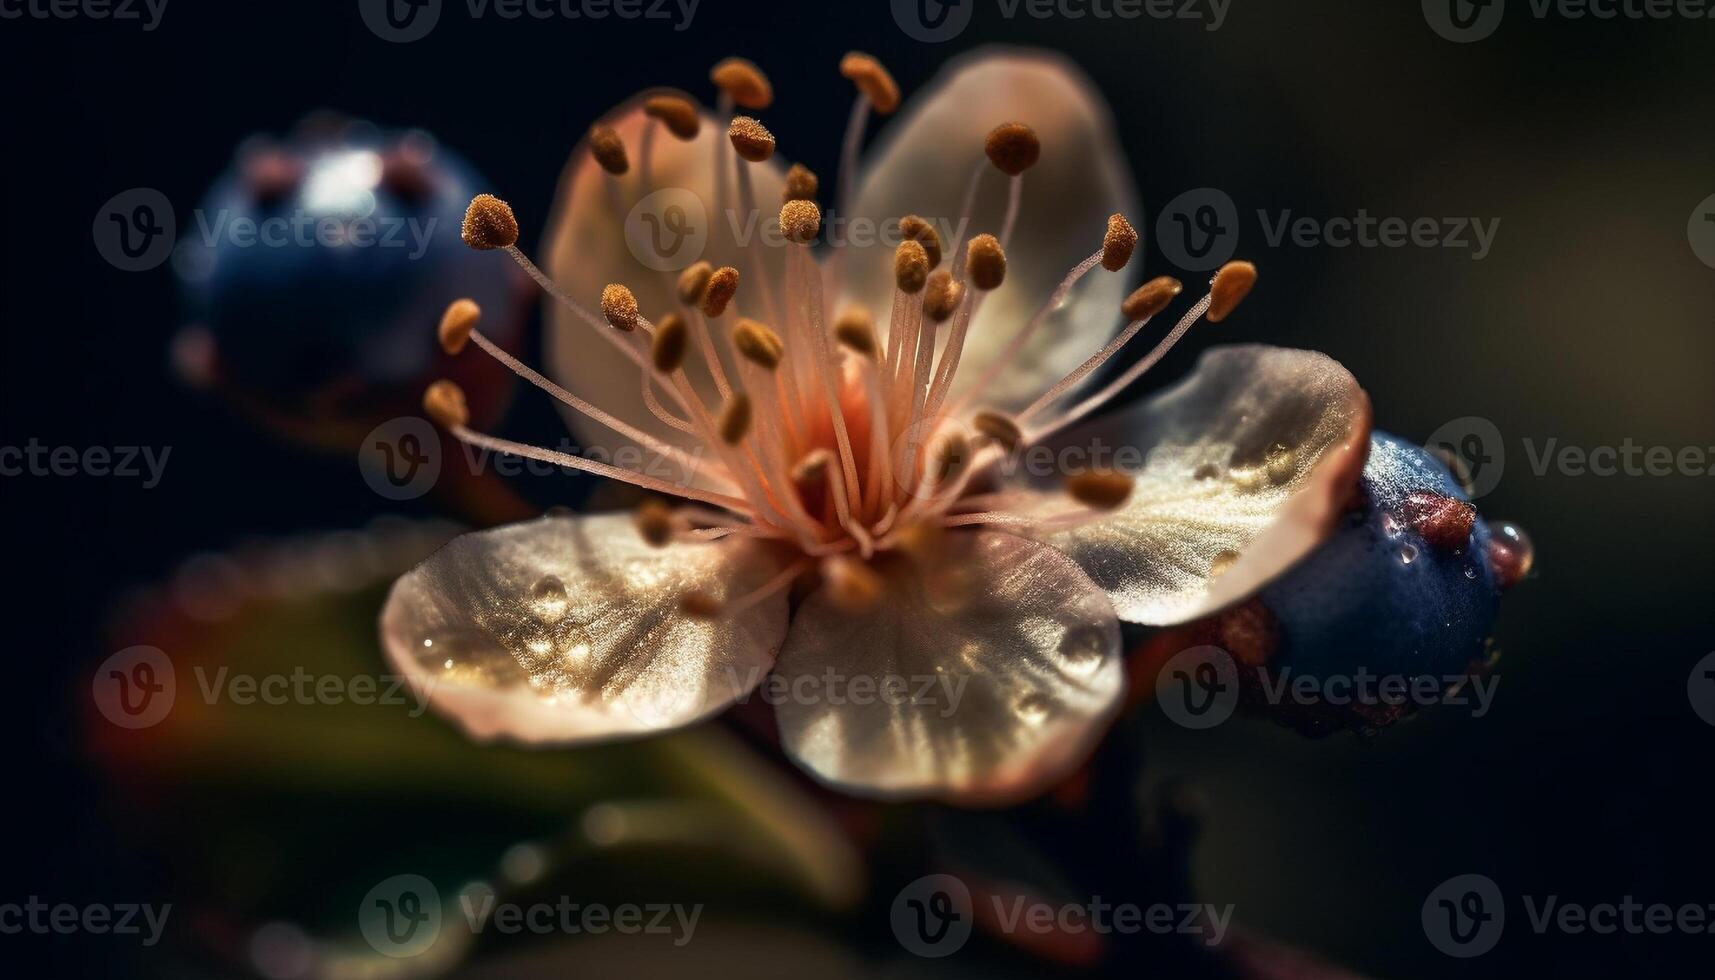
922, 269, 964, 323
783, 163, 819, 203
1066, 469, 1135, 510
423, 379, 469, 430
894, 240, 930, 293
792, 449, 831, 486
718, 393, 752, 444
728, 116, 776, 162
933, 432, 972, 485
824, 555, 885, 612
966, 234, 1007, 291
973, 411, 1024, 452
600, 283, 641, 332
839, 52, 901, 114
1102, 213, 1138, 271
634, 498, 675, 548
438, 298, 480, 355
834, 306, 877, 358
651, 312, 689, 372
643, 94, 701, 140
985, 122, 1041, 177
733, 318, 785, 370
701, 266, 740, 317
461, 194, 519, 250
1208, 261, 1258, 323
589, 125, 629, 176
710, 57, 773, 110
1121, 276, 1183, 321
780, 200, 821, 243
677, 261, 714, 305
899, 215, 942, 268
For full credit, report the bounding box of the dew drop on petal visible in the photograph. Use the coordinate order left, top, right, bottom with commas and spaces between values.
1016, 692, 1051, 725
529, 575, 569, 620
1058, 626, 1107, 674
1265, 443, 1295, 485
1399, 544, 1419, 565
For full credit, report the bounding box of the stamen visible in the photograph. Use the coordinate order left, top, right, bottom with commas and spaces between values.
837, 52, 901, 114
779, 199, 821, 244
836, 52, 899, 216
722, 557, 815, 618
718, 392, 752, 444
1017, 276, 1183, 424
922, 269, 964, 323
833, 306, 877, 358
701, 266, 740, 318
650, 312, 689, 372
589, 125, 629, 175
1102, 213, 1138, 271
677, 261, 714, 305
899, 215, 942, 268
894, 239, 930, 294
1207, 260, 1257, 322
423, 379, 469, 429
634, 498, 676, 547
465, 328, 717, 479
948, 248, 1104, 417
1035, 293, 1215, 439
450, 423, 751, 512
784, 163, 819, 203
600, 283, 642, 332
643, 94, 701, 140
984, 122, 1041, 177
973, 411, 1023, 453
1065, 469, 1135, 510
461, 194, 519, 250
733, 318, 786, 370
822, 555, 885, 612
710, 57, 773, 109
965, 234, 1007, 291
728, 116, 776, 163
1121, 275, 1185, 321
933, 431, 972, 486
438, 298, 479, 355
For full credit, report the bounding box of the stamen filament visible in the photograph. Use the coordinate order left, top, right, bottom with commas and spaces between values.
1032, 294, 1214, 441
950, 250, 1104, 416
451, 425, 751, 512
469, 328, 720, 483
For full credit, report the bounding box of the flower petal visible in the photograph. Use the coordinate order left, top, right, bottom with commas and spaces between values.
841, 48, 1140, 412
542, 97, 788, 458
1012, 345, 1372, 626
380, 513, 790, 743
773, 531, 1123, 806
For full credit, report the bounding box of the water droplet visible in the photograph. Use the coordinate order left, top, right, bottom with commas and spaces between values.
529, 575, 569, 620
1193, 462, 1221, 481
443, 658, 455, 669
1058, 627, 1106, 673
1464, 566, 1478, 580
1399, 544, 1419, 565
1016, 692, 1051, 725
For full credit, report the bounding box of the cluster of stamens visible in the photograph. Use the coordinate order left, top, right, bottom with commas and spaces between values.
424, 53, 1257, 617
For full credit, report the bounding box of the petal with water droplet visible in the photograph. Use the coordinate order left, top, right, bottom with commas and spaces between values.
774, 531, 1123, 806
381, 513, 790, 743
1010, 345, 1372, 626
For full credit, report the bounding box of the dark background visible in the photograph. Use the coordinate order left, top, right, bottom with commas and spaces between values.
4, 1, 1712, 977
